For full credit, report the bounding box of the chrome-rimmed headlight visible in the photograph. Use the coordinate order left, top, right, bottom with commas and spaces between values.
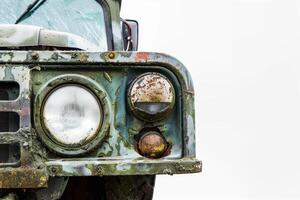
128, 72, 175, 121
34, 74, 110, 156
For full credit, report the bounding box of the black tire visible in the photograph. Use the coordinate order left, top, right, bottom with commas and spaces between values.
103, 175, 155, 200
61, 175, 155, 200
60, 177, 106, 200
0, 175, 155, 200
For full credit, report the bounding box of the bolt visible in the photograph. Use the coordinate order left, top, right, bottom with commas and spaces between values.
71, 53, 78, 59
108, 52, 115, 59
31, 52, 39, 60
96, 165, 104, 176
50, 167, 57, 174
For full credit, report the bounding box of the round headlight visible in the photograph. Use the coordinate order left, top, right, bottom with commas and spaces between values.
128, 73, 175, 121
43, 85, 102, 146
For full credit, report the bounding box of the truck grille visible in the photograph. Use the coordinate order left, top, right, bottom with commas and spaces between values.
0, 66, 30, 166
0, 81, 19, 100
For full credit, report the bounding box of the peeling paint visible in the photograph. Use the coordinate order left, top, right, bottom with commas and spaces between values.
0, 51, 200, 189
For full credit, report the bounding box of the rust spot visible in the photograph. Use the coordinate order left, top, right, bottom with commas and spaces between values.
135, 52, 149, 62
79, 52, 88, 62
108, 52, 116, 59
138, 131, 168, 159
130, 73, 174, 103
0, 168, 48, 188
128, 73, 175, 121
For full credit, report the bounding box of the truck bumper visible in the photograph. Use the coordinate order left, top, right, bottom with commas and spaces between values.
46, 158, 202, 176
0, 158, 201, 189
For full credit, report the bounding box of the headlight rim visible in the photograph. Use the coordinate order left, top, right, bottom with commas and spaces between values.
34, 74, 111, 156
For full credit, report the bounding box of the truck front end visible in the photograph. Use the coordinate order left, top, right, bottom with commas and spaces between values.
0, 0, 201, 199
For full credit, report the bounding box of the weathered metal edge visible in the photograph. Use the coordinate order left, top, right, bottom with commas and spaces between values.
46, 158, 202, 176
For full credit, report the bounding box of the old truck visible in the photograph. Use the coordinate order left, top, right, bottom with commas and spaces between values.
0, 0, 201, 199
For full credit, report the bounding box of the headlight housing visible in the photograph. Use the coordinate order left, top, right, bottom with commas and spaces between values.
128, 72, 175, 121
34, 74, 111, 156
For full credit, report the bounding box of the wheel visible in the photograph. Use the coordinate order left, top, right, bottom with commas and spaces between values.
103, 175, 155, 200
0, 175, 155, 200
61, 175, 155, 200
60, 177, 106, 200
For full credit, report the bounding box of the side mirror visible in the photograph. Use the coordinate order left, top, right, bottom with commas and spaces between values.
122, 19, 139, 51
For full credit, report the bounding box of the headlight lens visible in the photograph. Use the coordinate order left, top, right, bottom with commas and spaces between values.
128, 73, 175, 121
43, 85, 102, 146
137, 130, 168, 159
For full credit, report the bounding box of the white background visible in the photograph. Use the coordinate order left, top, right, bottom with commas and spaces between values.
122, 1, 300, 200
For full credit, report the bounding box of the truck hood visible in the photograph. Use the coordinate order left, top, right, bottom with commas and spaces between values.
0, 24, 101, 51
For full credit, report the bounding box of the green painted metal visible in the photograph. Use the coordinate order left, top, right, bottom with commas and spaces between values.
0, 51, 200, 188
0, 0, 200, 192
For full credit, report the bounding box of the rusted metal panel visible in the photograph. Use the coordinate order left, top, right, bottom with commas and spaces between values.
0, 168, 48, 188
18, 51, 194, 156
26, 51, 195, 157
0, 51, 199, 188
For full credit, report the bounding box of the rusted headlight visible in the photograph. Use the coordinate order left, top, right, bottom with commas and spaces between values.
128, 73, 175, 121
137, 131, 168, 159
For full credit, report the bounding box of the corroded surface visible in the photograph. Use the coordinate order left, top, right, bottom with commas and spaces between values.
0, 65, 30, 129
137, 132, 168, 159
0, 168, 48, 188
46, 158, 201, 176
130, 73, 174, 103
128, 72, 175, 121
0, 51, 199, 188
